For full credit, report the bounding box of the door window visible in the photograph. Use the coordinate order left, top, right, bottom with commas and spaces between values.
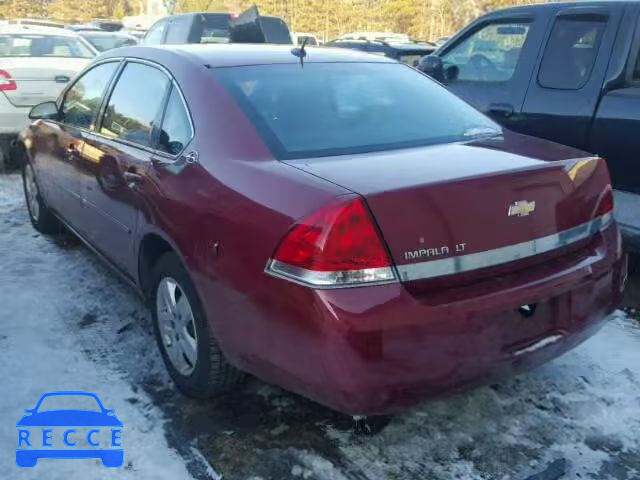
538, 16, 606, 90
60, 62, 119, 129
165, 17, 191, 44
441, 21, 531, 83
157, 87, 192, 155
100, 62, 170, 148
144, 20, 166, 44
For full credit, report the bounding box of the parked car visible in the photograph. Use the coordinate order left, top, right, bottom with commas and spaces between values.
337, 32, 410, 43
67, 24, 103, 32
8, 18, 65, 29
79, 31, 138, 52
419, 1, 640, 251
18, 44, 625, 415
89, 19, 125, 32
291, 32, 320, 46
144, 6, 291, 46
326, 39, 435, 66
0, 25, 97, 168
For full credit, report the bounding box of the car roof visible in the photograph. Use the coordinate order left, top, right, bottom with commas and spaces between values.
491, 0, 635, 14
107, 43, 396, 68
0, 24, 81, 37
80, 30, 135, 38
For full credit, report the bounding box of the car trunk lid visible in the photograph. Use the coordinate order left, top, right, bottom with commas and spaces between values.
286, 136, 612, 285
0, 58, 88, 107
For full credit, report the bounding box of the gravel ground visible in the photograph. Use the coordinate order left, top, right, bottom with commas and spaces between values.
2, 173, 640, 480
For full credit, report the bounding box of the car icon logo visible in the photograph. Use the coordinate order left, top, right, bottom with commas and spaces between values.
16, 391, 123, 468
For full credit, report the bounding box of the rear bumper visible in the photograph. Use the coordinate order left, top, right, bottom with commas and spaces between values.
614, 190, 640, 252
0, 93, 30, 135
227, 223, 625, 415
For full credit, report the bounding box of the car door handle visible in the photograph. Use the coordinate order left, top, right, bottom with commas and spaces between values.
123, 171, 143, 188
488, 103, 514, 118
65, 143, 80, 160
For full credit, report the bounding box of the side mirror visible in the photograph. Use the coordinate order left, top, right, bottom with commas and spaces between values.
418, 55, 445, 82
29, 101, 59, 120
23, 409, 34, 414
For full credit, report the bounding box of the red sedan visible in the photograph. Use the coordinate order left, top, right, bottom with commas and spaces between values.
18, 44, 626, 415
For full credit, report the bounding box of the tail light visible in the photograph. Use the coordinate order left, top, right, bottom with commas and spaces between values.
595, 185, 613, 217
266, 197, 397, 287
0, 70, 16, 91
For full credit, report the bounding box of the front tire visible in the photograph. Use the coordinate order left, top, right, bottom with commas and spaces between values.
151, 252, 244, 398
22, 162, 60, 234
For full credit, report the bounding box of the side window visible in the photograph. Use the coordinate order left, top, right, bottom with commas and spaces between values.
100, 63, 170, 148
538, 16, 606, 90
441, 21, 531, 83
60, 62, 119, 129
165, 17, 191, 44
157, 87, 192, 155
144, 20, 166, 44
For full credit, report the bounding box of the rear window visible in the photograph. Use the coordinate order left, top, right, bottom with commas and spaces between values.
0, 34, 95, 58
213, 62, 500, 159
201, 15, 231, 44
538, 16, 606, 90
83, 34, 135, 52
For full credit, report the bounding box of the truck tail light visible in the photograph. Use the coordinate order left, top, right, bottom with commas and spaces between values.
266, 197, 397, 287
596, 185, 613, 217
0, 70, 16, 91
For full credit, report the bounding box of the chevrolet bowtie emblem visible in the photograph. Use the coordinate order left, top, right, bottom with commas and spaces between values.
508, 200, 536, 217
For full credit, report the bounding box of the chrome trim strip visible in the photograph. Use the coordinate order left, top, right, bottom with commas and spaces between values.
265, 259, 398, 289
396, 213, 613, 282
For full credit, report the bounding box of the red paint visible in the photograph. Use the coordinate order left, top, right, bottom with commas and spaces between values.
23, 45, 626, 415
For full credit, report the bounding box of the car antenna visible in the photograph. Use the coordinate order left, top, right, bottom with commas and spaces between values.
291, 36, 309, 68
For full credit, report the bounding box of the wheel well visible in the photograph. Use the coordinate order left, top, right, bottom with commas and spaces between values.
139, 234, 174, 300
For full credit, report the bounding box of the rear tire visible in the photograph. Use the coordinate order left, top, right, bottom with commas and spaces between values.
151, 252, 244, 398
22, 162, 60, 234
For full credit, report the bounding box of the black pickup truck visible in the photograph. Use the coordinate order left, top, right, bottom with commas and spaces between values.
420, 1, 640, 250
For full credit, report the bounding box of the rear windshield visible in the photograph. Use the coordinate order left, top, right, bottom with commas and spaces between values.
201, 15, 231, 44
83, 34, 135, 52
214, 62, 500, 159
0, 34, 95, 58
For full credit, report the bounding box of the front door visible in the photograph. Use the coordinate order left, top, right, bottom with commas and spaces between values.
437, 13, 547, 131
77, 61, 171, 276
33, 61, 120, 229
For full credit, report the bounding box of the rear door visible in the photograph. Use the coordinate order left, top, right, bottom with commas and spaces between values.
78, 61, 172, 276
521, 5, 622, 150
437, 11, 547, 129
590, 4, 640, 193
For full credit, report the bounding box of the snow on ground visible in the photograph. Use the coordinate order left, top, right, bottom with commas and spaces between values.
0, 174, 211, 479
1, 173, 640, 480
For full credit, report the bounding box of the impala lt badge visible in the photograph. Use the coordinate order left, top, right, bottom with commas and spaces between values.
508, 200, 536, 217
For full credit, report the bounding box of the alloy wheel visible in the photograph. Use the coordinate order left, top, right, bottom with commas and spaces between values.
155, 277, 199, 375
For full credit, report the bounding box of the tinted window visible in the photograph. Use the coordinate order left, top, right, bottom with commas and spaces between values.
158, 87, 191, 155
61, 62, 119, 129
101, 63, 169, 147
214, 63, 500, 160
200, 14, 231, 43
0, 34, 95, 58
82, 34, 136, 52
441, 21, 531, 82
144, 20, 166, 44
165, 16, 192, 44
538, 17, 606, 90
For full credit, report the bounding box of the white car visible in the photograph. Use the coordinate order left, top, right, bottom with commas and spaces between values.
0, 25, 97, 166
